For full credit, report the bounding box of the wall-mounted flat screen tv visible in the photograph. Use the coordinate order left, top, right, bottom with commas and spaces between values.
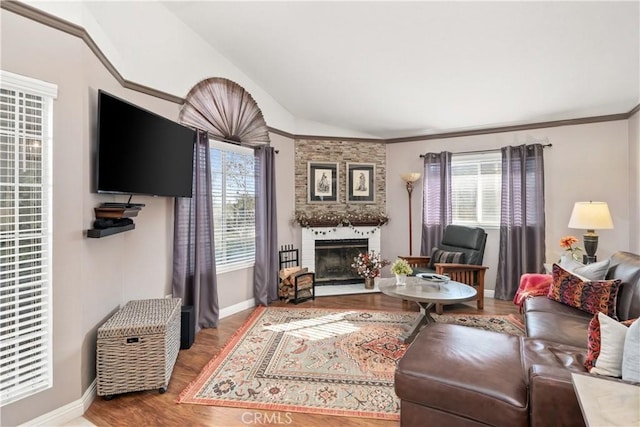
96, 90, 195, 198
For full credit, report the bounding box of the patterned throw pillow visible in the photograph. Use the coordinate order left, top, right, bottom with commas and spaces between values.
547, 264, 622, 318
428, 248, 466, 270
584, 312, 635, 375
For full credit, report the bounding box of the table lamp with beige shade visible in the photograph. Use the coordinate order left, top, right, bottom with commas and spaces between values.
568, 201, 614, 264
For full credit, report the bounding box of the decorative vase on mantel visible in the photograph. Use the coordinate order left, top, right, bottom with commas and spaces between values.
395, 274, 407, 286
364, 277, 375, 289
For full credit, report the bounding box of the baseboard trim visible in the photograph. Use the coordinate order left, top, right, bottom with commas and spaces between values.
21, 380, 96, 426
219, 298, 256, 319
82, 380, 97, 414
485, 289, 495, 299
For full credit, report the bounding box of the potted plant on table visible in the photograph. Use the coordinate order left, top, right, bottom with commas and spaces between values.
391, 258, 413, 285
352, 250, 389, 289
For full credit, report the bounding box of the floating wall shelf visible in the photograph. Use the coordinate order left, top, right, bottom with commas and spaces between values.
87, 223, 135, 238
87, 203, 144, 238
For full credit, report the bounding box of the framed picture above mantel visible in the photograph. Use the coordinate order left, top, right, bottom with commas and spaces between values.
347, 162, 375, 203
308, 161, 338, 203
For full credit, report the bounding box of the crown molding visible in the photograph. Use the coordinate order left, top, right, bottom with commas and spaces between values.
3, 0, 638, 143
267, 127, 382, 143
384, 110, 635, 144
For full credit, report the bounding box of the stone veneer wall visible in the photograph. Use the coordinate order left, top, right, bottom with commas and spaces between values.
295, 139, 386, 219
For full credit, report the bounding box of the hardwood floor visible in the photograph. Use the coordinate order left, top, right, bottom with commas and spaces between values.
84, 293, 520, 427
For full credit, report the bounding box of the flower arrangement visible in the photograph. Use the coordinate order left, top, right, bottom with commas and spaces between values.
351, 250, 389, 278
390, 258, 413, 276
560, 235, 583, 261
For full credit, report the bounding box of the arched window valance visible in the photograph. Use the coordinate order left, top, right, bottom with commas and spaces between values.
179, 77, 270, 147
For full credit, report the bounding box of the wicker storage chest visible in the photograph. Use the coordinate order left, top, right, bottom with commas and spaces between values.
96, 298, 182, 398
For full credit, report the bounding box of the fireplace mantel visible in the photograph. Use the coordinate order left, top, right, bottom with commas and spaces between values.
299, 220, 387, 228
294, 212, 389, 229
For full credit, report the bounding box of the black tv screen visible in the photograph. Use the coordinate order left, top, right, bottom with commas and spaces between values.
96, 90, 195, 198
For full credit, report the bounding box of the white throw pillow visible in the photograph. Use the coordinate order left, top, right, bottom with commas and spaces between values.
559, 254, 583, 271
622, 319, 640, 382
591, 312, 629, 377
573, 259, 610, 281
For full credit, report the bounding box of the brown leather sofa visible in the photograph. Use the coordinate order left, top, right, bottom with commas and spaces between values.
395, 251, 640, 427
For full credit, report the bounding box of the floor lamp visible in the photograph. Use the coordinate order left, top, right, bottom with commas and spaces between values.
401, 173, 421, 255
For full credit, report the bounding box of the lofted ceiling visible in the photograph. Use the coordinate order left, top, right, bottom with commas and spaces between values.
160, 1, 639, 139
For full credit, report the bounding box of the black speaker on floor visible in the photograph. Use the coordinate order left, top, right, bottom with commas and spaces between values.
180, 305, 195, 349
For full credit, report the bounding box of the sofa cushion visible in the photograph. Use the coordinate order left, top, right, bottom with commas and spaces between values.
585, 313, 636, 376
559, 255, 610, 280
524, 310, 592, 348
523, 296, 596, 319
528, 364, 586, 427
622, 319, 640, 382
574, 259, 611, 281
607, 251, 640, 321
547, 264, 622, 318
558, 254, 583, 272
521, 339, 587, 377
395, 324, 528, 427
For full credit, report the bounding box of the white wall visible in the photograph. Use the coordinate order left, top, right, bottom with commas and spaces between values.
385, 121, 632, 292
629, 110, 640, 253
270, 133, 300, 249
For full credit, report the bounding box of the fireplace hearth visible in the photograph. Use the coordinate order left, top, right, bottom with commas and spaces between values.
315, 239, 368, 285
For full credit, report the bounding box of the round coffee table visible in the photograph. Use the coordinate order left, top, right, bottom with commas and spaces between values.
379, 276, 478, 343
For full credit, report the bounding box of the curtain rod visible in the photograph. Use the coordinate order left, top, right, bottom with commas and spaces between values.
419, 143, 552, 158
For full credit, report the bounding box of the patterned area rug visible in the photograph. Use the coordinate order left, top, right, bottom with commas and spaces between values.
177, 307, 524, 420
432, 313, 525, 336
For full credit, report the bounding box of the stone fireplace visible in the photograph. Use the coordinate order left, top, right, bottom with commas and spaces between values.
301, 227, 382, 286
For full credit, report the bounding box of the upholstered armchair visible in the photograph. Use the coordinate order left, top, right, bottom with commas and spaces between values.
400, 225, 488, 314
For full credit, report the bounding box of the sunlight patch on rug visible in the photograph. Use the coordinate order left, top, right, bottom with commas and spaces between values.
264, 311, 361, 340
177, 307, 524, 420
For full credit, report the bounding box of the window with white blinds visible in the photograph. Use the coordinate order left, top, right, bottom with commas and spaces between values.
210, 140, 255, 272
0, 71, 56, 406
451, 152, 501, 227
